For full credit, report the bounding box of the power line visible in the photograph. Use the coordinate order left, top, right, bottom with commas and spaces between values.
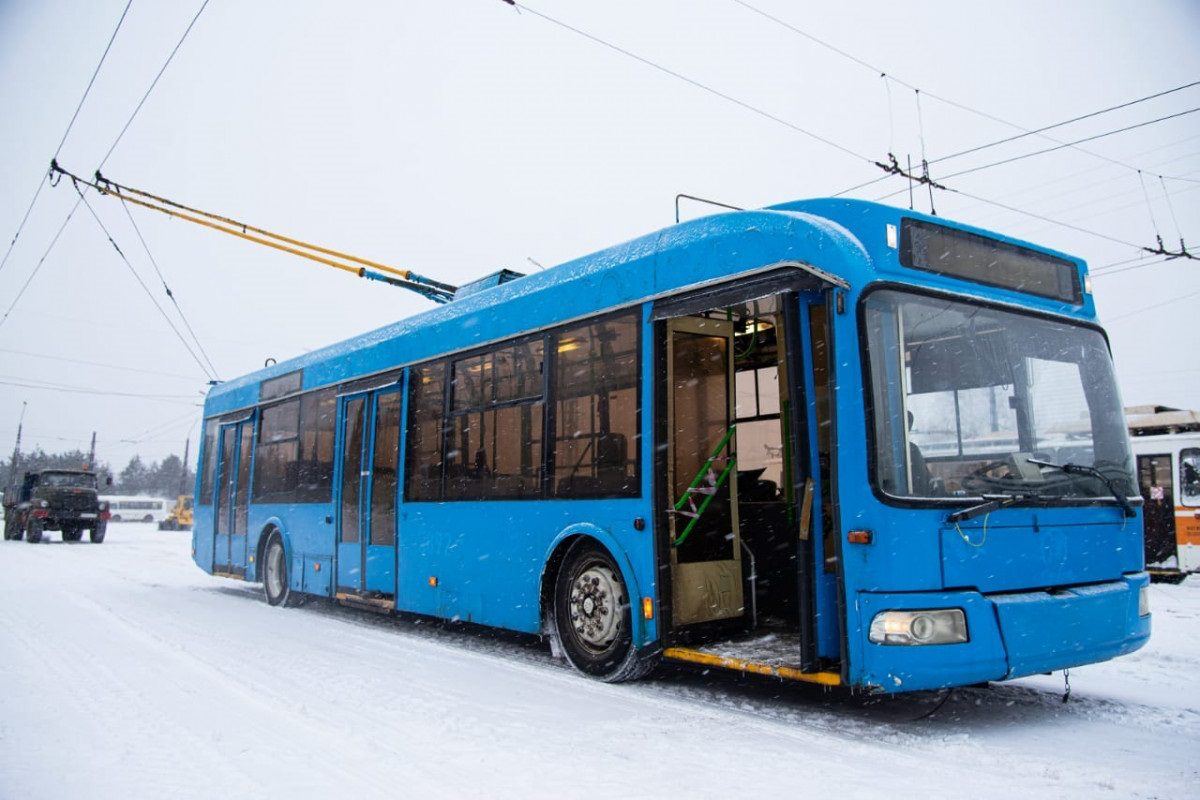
877, 107, 1200, 201
929, 81, 1200, 166
729, 0, 1199, 181
506, 2, 874, 165
0, 193, 85, 330
0, 0, 134, 278
0, 347, 205, 381
1107, 288, 1200, 323
98, 0, 212, 171
1091, 256, 1173, 279
72, 183, 217, 381
118, 198, 221, 378
0, 376, 201, 403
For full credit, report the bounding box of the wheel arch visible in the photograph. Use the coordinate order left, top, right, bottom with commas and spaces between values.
539, 523, 648, 647
253, 516, 290, 583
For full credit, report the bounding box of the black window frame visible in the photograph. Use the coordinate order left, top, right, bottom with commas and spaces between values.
899, 217, 1082, 305
403, 307, 643, 503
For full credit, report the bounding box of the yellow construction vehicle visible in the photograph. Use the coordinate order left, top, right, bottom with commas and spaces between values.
158, 495, 193, 531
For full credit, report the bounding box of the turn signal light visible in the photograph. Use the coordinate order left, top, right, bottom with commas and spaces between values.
642, 597, 654, 620
429, 576, 439, 587
848, 529, 873, 545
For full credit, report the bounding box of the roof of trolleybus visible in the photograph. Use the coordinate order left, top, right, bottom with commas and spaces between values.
203, 198, 1093, 415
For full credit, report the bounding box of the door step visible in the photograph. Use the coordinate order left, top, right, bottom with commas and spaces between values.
663, 631, 841, 687
335, 592, 396, 613
212, 567, 245, 580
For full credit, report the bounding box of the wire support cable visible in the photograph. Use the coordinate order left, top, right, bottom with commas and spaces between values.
728, 0, 1200, 182
117, 198, 220, 379
97, 0, 211, 172
0, 0, 134, 278
0, 193, 85, 331
71, 181, 217, 381
503, 1, 875, 167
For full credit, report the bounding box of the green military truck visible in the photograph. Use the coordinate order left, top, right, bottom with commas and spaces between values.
2, 469, 111, 543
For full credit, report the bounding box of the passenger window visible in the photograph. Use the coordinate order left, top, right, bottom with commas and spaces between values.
552, 313, 639, 498
199, 418, 219, 504
446, 339, 545, 500
1182, 449, 1200, 507
406, 362, 447, 501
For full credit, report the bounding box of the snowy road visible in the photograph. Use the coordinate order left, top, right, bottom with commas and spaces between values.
1, 524, 1197, 799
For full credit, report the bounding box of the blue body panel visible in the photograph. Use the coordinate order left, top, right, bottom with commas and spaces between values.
190, 197, 1149, 693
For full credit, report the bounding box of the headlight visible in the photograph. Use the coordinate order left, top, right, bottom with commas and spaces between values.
1139, 586, 1150, 617
99, 501, 109, 511
869, 608, 968, 646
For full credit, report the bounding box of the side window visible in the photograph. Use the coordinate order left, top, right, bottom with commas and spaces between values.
446, 339, 545, 500
253, 399, 300, 503
199, 418, 219, 504
552, 312, 640, 498
260, 371, 302, 402
406, 362, 447, 501
1182, 449, 1200, 507
296, 388, 336, 502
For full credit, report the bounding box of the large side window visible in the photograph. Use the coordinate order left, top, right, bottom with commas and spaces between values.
552, 312, 640, 497
405, 362, 447, 501
446, 339, 545, 500
199, 418, 219, 504
253, 398, 300, 503
296, 388, 336, 502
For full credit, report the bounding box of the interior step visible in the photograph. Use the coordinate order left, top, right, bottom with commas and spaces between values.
663, 631, 840, 687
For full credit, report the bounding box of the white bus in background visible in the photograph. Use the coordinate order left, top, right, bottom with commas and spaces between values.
98, 496, 173, 524
1127, 405, 1200, 583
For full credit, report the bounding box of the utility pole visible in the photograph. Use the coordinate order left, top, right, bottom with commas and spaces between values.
178, 437, 191, 496
87, 431, 97, 471
8, 401, 27, 488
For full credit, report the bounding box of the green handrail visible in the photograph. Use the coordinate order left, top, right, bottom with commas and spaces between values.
672, 425, 736, 547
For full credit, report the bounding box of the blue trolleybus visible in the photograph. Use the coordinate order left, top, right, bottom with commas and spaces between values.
193, 198, 1150, 692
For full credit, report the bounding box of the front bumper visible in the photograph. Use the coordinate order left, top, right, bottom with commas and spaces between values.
854, 572, 1151, 693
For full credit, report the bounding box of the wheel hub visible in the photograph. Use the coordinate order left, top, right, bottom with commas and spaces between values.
569, 564, 622, 650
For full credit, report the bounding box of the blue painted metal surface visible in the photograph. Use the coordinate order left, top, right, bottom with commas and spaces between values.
190, 197, 1148, 693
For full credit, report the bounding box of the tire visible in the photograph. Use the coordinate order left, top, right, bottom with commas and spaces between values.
3, 514, 16, 541
111, 514, 122, 522
26, 518, 43, 544
62, 525, 83, 542
263, 533, 303, 607
90, 521, 106, 544
552, 539, 654, 682
142, 514, 153, 523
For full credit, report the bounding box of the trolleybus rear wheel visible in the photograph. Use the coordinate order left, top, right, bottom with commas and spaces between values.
263, 533, 303, 607
553, 539, 653, 682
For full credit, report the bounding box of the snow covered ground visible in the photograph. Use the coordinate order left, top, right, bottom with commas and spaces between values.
1, 523, 1196, 800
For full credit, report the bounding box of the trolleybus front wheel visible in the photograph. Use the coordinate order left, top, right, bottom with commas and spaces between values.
553, 539, 653, 683
263, 533, 304, 608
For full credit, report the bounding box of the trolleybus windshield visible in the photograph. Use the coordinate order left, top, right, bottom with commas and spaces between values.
864, 289, 1134, 502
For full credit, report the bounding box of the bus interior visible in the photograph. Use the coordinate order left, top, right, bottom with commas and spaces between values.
657, 285, 837, 679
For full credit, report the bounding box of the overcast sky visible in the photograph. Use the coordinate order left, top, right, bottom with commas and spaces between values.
1, 0, 1197, 473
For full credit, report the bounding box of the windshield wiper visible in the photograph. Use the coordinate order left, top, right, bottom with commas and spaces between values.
946, 493, 1043, 524
1026, 458, 1135, 518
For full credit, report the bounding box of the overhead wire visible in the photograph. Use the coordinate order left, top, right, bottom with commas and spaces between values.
0, 194, 86, 330
728, 0, 1200, 181
0, 347, 204, 381
0, 377, 201, 403
505, 2, 875, 166
0, 0, 134, 279
72, 181, 217, 381
118, 198, 221, 378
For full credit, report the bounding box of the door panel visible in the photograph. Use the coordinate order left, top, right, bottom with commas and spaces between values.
230, 420, 253, 569
212, 425, 236, 569
336, 397, 367, 589
365, 390, 401, 593
1137, 454, 1176, 565
667, 316, 743, 627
